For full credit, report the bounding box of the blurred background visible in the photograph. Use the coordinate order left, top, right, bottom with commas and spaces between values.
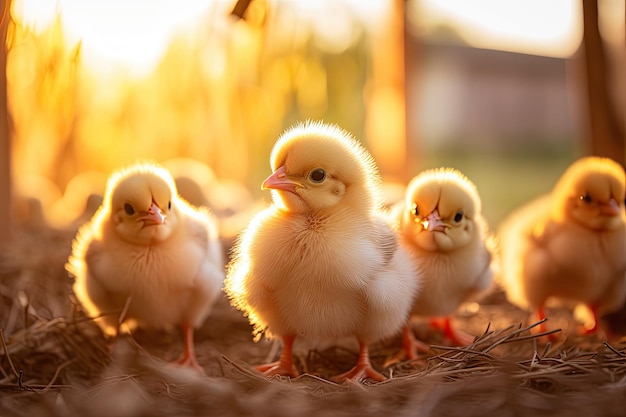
0, 0, 624, 241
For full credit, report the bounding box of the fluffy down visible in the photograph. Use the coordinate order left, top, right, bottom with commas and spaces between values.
392, 168, 494, 355
67, 162, 225, 369
498, 156, 626, 335
225, 121, 420, 382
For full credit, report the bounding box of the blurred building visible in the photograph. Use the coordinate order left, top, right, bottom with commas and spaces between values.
406, 36, 584, 152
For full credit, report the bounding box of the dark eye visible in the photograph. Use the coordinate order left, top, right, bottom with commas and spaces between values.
168, 201, 171, 210
124, 203, 135, 215
453, 210, 463, 222
309, 168, 326, 183
580, 194, 592, 203
411, 203, 419, 217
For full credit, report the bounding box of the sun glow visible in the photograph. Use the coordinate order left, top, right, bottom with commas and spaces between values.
12, 0, 217, 76
410, 0, 583, 58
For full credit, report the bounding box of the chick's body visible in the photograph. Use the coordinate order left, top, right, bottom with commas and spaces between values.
240, 209, 409, 342
226, 121, 419, 382
68, 163, 224, 369
393, 168, 493, 355
498, 156, 626, 334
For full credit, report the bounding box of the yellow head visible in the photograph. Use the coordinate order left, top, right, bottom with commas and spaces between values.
401, 168, 482, 252
552, 156, 625, 231
103, 163, 180, 245
262, 121, 382, 216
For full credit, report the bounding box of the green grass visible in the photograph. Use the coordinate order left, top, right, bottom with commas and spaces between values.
413, 144, 578, 230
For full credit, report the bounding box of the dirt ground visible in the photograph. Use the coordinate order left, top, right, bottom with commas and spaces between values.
1, 225, 626, 417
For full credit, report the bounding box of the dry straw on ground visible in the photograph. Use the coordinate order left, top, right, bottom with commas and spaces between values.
1, 226, 625, 416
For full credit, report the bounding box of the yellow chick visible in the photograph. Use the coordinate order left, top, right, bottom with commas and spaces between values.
393, 168, 493, 358
498, 156, 626, 335
67, 163, 225, 371
224, 121, 419, 382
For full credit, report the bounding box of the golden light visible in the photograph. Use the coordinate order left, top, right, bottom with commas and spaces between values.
8, 0, 403, 231
411, 0, 583, 58
65, 0, 215, 76
10, 0, 59, 32
12, 0, 218, 76
9, 0, 596, 232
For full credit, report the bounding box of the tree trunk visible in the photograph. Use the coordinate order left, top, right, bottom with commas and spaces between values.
0, 0, 11, 243
580, 0, 625, 166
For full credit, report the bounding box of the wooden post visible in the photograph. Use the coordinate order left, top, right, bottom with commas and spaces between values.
366, 0, 408, 183
0, 0, 11, 243
580, 0, 625, 166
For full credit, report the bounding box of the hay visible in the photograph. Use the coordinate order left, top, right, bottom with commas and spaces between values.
1, 226, 626, 416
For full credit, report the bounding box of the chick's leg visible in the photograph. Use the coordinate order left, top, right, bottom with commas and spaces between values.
333, 340, 385, 383
428, 317, 475, 346
532, 305, 561, 342
176, 323, 203, 372
536, 305, 548, 332
580, 304, 600, 335
255, 334, 298, 378
402, 323, 431, 360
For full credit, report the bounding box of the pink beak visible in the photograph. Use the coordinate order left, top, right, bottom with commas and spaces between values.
421, 209, 446, 232
599, 198, 621, 217
141, 201, 165, 226
262, 165, 302, 194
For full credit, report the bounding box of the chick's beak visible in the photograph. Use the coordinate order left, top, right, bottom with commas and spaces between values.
421, 209, 446, 232
141, 201, 166, 226
262, 165, 302, 194
599, 198, 621, 216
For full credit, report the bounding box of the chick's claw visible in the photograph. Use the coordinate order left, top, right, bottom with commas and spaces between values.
255, 361, 299, 378
333, 343, 386, 383
334, 363, 386, 384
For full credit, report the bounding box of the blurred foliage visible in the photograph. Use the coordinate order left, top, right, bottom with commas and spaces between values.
7, 0, 377, 201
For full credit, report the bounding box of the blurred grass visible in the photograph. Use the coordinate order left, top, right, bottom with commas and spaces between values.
413, 143, 578, 230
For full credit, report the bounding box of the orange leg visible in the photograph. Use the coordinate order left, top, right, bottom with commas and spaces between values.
333, 340, 385, 383
438, 317, 475, 346
536, 305, 549, 332
533, 305, 561, 342
402, 323, 431, 360
176, 323, 204, 372
580, 304, 600, 335
255, 334, 298, 378
428, 317, 475, 346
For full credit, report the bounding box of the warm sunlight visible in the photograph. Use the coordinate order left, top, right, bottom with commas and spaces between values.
7, 0, 400, 230
410, 0, 583, 57
10, 0, 58, 31
62, 0, 221, 76
12, 0, 216, 76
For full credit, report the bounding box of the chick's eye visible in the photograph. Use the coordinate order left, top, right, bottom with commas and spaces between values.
168, 201, 171, 210
309, 168, 326, 183
453, 210, 463, 223
124, 203, 135, 215
411, 203, 419, 217
580, 194, 592, 204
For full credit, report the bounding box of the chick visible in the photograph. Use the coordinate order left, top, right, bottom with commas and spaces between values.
498, 156, 626, 335
67, 163, 225, 370
225, 121, 419, 382
393, 168, 493, 358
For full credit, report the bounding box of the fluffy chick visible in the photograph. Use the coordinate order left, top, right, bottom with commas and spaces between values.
498, 156, 626, 335
67, 163, 225, 370
393, 168, 493, 358
225, 121, 419, 382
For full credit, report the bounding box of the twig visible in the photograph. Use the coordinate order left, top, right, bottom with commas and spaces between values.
428, 345, 496, 360
603, 341, 625, 357
499, 328, 561, 344
118, 296, 133, 329
42, 359, 76, 392
221, 355, 267, 381
0, 328, 20, 383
